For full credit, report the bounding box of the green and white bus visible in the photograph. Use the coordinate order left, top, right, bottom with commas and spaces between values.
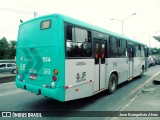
16, 14, 148, 102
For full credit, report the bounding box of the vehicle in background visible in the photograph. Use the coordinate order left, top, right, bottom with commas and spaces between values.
154, 58, 160, 65
148, 56, 156, 67
0, 63, 16, 74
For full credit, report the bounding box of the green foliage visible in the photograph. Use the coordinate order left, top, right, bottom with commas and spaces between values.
0, 37, 16, 59
9, 40, 17, 59
149, 47, 160, 55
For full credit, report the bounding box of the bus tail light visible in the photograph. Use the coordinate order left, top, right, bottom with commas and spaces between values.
52, 75, 57, 81
53, 69, 58, 81
30, 74, 37, 80
54, 69, 58, 75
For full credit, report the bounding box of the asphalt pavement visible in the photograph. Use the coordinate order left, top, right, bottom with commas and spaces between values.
111, 70, 160, 120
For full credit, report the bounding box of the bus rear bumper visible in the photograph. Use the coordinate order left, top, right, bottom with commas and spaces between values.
15, 80, 65, 102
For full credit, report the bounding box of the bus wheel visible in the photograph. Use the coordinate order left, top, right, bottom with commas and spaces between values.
108, 74, 118, 94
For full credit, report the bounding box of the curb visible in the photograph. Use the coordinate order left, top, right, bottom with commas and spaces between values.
0, 74, 16, 78
129, 71, 160, 95
0, 75, 16, 84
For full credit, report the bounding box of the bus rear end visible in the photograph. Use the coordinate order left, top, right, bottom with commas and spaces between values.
16, 14, 65, 101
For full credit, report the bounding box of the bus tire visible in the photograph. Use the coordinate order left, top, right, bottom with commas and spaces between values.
108, 74, 118, 94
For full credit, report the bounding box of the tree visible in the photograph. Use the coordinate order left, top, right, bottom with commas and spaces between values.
0, 37, 17, 59
9, 40, 17, 59
157, 48, 160, 55
149, 47, 160, 55
0, 37, 10, 59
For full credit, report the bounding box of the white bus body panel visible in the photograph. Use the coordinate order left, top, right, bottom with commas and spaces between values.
65, 81, 93, 101
107, 58, 128, 85
133, 57, 145, 77
133, 57, 141, 77
129, 59, 133, 78
65, 59, 94, 101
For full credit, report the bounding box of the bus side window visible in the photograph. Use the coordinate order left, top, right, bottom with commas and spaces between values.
66, 25, 74, 57
66, 25, 74, 40
135, 45, 141, 57
109, 36, 118, 58
66, 25, 92, 58
141, 46, 145, 57
128, 46, 133, 59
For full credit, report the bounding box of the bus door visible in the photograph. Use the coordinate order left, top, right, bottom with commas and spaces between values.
94, 40, 106, 92
128, 45, 134, 78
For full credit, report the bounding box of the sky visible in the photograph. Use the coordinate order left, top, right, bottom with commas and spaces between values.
0, 0, 160, 47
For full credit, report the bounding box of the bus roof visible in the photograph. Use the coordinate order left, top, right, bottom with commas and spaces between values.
20, 13, 146, 46
61, 14, 145, 45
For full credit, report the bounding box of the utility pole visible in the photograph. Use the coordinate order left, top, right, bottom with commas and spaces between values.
110, 13, 137, 35
34, 11, 38, 18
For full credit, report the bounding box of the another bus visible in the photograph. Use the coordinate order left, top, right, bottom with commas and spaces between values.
16, 14, 148, 102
